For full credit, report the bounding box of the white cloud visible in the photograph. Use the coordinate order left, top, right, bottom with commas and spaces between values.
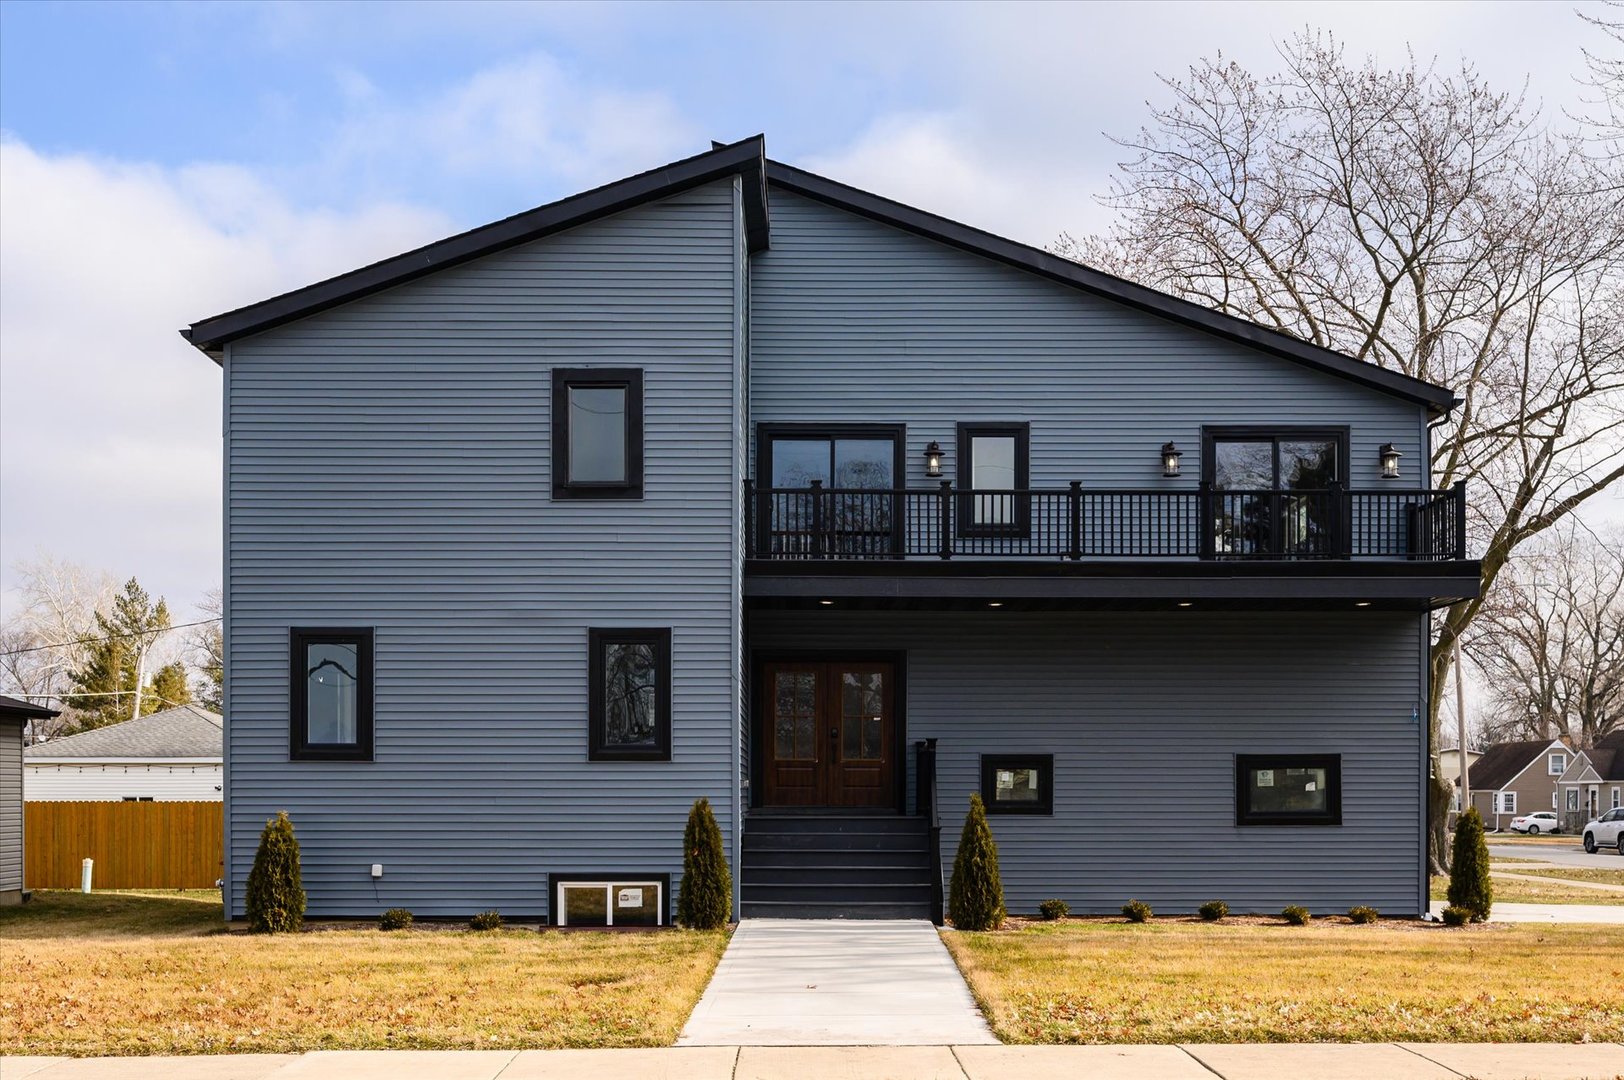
0, 138, 452, 618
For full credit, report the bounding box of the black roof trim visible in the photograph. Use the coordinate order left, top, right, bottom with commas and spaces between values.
183, 136, 770, 360
0, 693, 61, 720
765, 161, 1457, 416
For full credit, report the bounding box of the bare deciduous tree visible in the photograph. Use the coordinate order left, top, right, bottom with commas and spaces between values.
188, 587, 224, 712
1466, 525, 1624, 748
0, 556, 117, 739
1062, 33, 1624, 869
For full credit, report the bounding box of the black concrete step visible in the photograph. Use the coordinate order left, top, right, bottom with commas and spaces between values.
742, 864, 932, 886
740, 899, 933, 920
743, 814, 927, 835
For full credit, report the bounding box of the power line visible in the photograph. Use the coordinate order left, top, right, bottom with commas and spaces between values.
3, 618, 221, 656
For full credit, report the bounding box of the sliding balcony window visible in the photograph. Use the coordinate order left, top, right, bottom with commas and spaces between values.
552, 368, 644, 498
756, 424, 904, 557
1203, 427, 1347, 557
957, 423, 1030, 537
290, 628, 373, 761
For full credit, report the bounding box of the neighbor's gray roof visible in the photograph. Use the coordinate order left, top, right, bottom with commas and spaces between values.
24, 704, 222, 760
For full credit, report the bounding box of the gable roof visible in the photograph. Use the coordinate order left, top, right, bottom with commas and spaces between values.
183, 137, 1457, 415
0, 694, 60, 722
24, 704, 222, 761
1468, 739, 1565, 792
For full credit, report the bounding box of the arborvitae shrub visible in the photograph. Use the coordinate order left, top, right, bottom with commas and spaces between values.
1038, 898, 1069, 921
1447, 807, 1493, 922
245, 810, 305, 934
1347, 906, 1379, 924
1198, 899, 1228, 922
469, 910, 503, 931
948, 794, 1005, 931
1121, 899, 1152, 923
1440, 905, 1472, 927
678, 798, 732, 930
379, 908, 413, 931
1281, 905, 1311, 926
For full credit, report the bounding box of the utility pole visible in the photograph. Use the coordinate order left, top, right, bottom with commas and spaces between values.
1454, 638, 1470, 818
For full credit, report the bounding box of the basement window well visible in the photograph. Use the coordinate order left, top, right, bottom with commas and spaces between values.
551, 876, 666, 927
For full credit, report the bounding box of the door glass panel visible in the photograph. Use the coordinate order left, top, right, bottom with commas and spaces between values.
970, 435, 1016, 525
840, 670, 884, 761
567, 386, 627, 483
775, 670, 817, 760
1213, 441, 1272, 555
832, 439, 894, 488
770, 440, 831, 488
1279, 440, 1337, 555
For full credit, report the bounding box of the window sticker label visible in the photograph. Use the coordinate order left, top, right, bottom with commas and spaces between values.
617, 888, 643, 908
1256, 770, 1274, 787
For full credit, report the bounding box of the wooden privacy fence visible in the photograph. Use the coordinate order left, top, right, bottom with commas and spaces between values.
25, 801, 222, 889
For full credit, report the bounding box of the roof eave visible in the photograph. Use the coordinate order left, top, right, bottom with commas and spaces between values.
764, 161, 1458, 416
183, 135, 770, 361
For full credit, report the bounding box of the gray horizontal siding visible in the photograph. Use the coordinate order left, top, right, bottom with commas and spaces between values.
1, 722, 23, 893
224, 180, 744, 919
750, 190, 1427, 493
750, 610, 1426, 916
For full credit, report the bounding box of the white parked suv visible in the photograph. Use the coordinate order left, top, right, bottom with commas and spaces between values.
1509, 811, 1561, 835
1581, 807, 1624, 854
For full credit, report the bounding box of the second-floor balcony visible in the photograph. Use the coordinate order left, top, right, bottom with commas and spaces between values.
745, 480, 1468, 563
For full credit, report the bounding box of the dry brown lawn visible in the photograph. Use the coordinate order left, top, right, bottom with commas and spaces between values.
1430, 874, 1624, 905
0, 890, 727, 1056
1505, 866, 1624, 887
944, 917, 1624, 1044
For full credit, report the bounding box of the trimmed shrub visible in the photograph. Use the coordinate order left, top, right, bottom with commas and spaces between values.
677, 797, 732, 930
1038, 898, 1069, 921
1281, 905, 1311, 926
1440, 905, 1472, 927
379, 908, 413, 931
949, 794, 1006, 931
1198, 899, 1228, 922
1448, 807, 1493, 922
245, 810, 305, 934
1121, 899, 1152, 923
1347, 906, 1379, 925
469, 910, 503, 931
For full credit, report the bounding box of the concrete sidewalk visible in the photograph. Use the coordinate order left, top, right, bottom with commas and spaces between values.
5, 1044, 1623, 1080
1427, 900, 1624, 923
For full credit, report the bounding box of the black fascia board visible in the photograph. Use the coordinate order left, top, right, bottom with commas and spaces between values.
183, 136, 770, 361
764, 160, 1458, 417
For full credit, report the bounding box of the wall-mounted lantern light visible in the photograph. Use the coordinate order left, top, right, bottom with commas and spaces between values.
924, 441, 944, 478
1161, 441, 1183, 478
1379, 443, 1402, 480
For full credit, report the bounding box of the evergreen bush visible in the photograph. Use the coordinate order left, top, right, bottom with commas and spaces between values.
244, 810, 305, 934
948, 794, 1006, 930
379, 908, 413, 931
1198, 899, 1228, 922
1281, 905, 1311, 926
1121, 899, 1152, 923
469, 910, 503, 931
1037, 898, 1069, 921
1447, 807, 1493, 922
678, 797, 732, 930
1347, 906, 1379, 924
1440, 905, 1472, 927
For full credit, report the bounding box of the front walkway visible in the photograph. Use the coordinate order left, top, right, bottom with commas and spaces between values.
1428, 900, 1624, 923
6, 1044, 1624, 1079
677, 919, 998, 1046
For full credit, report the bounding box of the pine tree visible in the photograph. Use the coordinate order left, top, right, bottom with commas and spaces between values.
63, 578, 171, 729
677, 798, 732, 929
1447, 807, 1493, 922
245, 811, 305, 933
147, 661, 193, 712
949, 793, 1005, 931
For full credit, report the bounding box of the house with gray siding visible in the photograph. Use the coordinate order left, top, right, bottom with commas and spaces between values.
184, 136, 1480, 923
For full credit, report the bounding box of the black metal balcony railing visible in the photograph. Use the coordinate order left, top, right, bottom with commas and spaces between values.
745, 480, 1467, 562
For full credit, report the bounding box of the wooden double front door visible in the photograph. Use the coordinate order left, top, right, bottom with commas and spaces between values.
760, 661, 896, 808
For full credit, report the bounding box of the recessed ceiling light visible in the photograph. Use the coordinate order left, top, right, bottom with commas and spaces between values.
988, 601, 1003, 608
1177, 601, 1193, 608
1355, 601, 1371, 608
819, 599, 834, 606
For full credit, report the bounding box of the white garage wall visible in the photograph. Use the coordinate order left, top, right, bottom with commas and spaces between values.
25, 762, 222, 802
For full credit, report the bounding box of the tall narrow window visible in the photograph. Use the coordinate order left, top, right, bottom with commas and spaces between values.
957, 422, 1030, 537
290, 628, 373, 761
553, 368, 644, 498
588, 628, 672, 761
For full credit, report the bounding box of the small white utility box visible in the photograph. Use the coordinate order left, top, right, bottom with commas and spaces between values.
371, 864, 384, 879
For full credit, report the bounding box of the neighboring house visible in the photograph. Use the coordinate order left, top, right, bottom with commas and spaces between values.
183, 136, 1481, 923
1, 695, 60, 905
1467, 738, 1572, 831
24, 705, 223, 802
1556, 731, 1624, 832
1439, 746, 1482, 807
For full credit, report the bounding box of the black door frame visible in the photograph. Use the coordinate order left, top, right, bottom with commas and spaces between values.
748, 649, 908, 813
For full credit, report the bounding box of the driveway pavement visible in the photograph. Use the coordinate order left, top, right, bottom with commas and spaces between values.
676, 919, 997, 1046
6, 1045, 1623, 1080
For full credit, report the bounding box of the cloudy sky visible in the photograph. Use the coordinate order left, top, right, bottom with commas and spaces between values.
0, 0, 1616, 620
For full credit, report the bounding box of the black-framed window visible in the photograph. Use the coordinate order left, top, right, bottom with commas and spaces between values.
1202, 427, 1348, 557
957, 422, 1030, 537
290, 627, 374, 762
756, 423, 906, 557
552, 368, 644, 498
1235, 754, 1341, 825
980, 753, 1053, 815
588, 628, 671, 761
